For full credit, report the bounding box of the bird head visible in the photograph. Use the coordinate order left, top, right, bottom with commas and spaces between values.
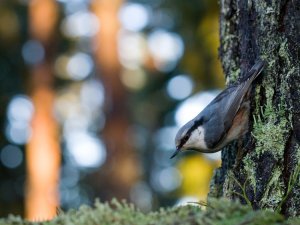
171, 118, 207, 159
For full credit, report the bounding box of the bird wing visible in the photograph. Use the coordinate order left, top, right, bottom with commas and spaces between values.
223, 82, 250, 130
223, 60, 265, 131
205, 60, 265, 149
203, 85, 245, 149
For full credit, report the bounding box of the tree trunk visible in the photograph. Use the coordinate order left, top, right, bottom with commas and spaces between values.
90, 0, 139, 200
210, 0, 300, 217
25, 0, 60, 220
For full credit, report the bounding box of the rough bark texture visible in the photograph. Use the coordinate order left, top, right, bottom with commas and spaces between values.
210, 0, 300, 216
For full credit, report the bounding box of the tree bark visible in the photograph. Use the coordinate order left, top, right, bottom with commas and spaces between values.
210, 0, 300, 216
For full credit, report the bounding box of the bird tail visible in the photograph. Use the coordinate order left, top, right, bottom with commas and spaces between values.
243, 60, 265, 83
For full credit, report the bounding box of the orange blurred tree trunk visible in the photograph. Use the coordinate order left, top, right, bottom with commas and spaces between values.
25, 0, 60, 220
91, 0, 139, 200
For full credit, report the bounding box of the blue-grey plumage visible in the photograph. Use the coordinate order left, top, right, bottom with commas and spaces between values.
171, 60, 265, 159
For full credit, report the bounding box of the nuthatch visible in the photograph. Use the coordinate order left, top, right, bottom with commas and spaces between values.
171, 60, 265, 159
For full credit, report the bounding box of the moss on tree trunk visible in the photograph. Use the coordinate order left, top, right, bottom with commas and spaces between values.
210, 0, 300, 217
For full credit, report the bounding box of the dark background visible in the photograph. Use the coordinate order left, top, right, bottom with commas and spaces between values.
0, 0, 223, 219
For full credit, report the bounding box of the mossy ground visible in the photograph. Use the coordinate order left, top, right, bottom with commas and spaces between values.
1, 198, 299, 225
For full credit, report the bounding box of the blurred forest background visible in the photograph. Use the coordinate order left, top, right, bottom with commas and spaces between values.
0, 0, 224, 220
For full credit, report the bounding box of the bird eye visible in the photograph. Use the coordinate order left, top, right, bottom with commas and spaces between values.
183, 135, 189, 142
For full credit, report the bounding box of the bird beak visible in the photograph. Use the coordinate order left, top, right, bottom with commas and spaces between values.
170, 147, 181, 159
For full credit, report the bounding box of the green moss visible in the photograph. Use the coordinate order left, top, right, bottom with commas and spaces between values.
249, 38, 297, 210
279, 40, 291, 66
216, 0, 300, 215
219, 0, 240, 85
222, 170, 237, 199
276, 162, 300, 213
226, 171, 252, 207
251, 76, 291, 210
278, 39, 297, 83
0, 198, 299, 225
242, 155, 257, 191
226, 68, 240, 84
260, 167, 285, 209
255, 0, 280, 25
252, 85, 289, 158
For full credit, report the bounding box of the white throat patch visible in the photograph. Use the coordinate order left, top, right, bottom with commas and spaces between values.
185, 126, 207, 150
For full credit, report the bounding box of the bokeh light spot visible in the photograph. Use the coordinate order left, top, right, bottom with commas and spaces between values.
148, 29, 184, 71
119, 3, 149, 32
80, 79, 105, 110
22, 40, 45, 65
0, 145, 23, 169
54, 55, 70, 79
151, 167, 181, 193
66, 132, 106, 168
7, 95, 34, 124
167, 75, 193, 100
158, 167, 181, 191
61, 166, 80, 188
154, 126, 178, 151
6, 95, 33, 144
118, 32, 147, 69
130, 182, 152, 212
61, 10, 100, 38
121, 68, 147, 91
67, 52, 93, 80
6, 122, 31, 145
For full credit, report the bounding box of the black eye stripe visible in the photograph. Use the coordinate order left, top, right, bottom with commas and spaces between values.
179, 117, 204, 148
186, 117, 204, 137
178, 117, 204, 148
178, 134, 188, 148
191, 117, 204, 130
